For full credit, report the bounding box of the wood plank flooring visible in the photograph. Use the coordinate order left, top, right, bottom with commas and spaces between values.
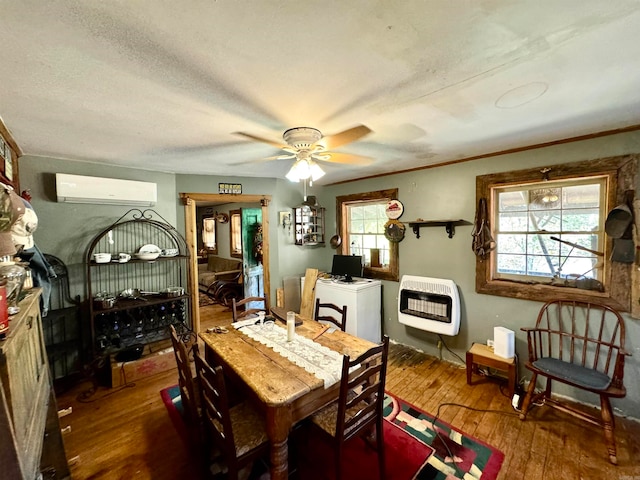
56, 303, 640, 479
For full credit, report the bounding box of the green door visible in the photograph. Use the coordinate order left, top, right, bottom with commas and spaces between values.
241, 208, 264, 307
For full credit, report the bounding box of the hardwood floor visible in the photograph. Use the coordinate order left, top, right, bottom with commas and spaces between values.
56, 303, 640, 479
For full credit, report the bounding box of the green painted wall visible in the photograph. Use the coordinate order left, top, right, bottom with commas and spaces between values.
19, 156, 178, 301
17, 130, 640, 418
321, 131, 640, 419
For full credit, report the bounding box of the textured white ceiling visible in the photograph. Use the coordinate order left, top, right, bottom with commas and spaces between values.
2, 1, 640, 184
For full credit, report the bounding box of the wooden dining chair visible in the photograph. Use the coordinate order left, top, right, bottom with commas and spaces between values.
314, 299, 348, 331
231, 295, 268, 321
519, 299, 630, 464
168, 325, 200, 435
309, 335, 390, 480
194, 350, 270, 480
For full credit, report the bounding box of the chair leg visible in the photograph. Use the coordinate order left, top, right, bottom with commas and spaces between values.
335, 442, 343, 480
519, 372, 538, 420
544, 377, 553, 397
376, 420, 386, 480
600, 395, 618, 464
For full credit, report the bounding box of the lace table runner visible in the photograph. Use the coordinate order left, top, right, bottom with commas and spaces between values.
233, 319, 344, 388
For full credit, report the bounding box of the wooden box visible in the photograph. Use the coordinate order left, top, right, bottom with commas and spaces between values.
110, 347, 176, 388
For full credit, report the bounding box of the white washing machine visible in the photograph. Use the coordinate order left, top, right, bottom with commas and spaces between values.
302, 277, 382, 342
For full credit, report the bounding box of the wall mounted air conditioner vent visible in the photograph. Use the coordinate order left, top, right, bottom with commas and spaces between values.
55, 173, 157, 206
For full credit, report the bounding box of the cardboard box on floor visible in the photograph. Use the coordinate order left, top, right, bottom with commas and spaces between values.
110, 345, 175, 388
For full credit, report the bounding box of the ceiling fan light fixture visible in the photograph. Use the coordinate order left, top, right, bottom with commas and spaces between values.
286, 158, 325, 182
283, 127, 322, 149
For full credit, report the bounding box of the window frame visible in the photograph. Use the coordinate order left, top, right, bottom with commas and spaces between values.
229, 209, 242, 259
492, 176, 606, 283
475, 156, 636, 312
201, 215, 218, 255
336, 188, 399, 281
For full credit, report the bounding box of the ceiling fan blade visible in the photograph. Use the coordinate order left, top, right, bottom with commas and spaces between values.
314, 152, 374, 166
319, 125, 372, 150
233, 131, 285, 149
227, 153, 295, 165
265, 154, 296, 160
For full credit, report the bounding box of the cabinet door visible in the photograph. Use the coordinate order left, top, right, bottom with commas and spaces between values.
4, 302, 49, 478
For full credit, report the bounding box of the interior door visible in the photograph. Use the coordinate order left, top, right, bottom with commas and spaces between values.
241, 208, 264, 306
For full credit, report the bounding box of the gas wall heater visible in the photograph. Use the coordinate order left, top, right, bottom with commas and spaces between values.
398, 275, 460, 336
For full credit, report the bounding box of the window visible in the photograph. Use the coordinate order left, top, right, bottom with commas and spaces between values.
230, 210, 242, 258
337, 189, 399, 281
201, 216, 218, 254
476, 156, 636, 311
494, 177, 605, 284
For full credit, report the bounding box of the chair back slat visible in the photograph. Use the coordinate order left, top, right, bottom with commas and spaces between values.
169, 325, 200, 426
314, 299, 348, 331
194, 351, 236, 459
232, 296, 268, 322
335, 336, 389, 444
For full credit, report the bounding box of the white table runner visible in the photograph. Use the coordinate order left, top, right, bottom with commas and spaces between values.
233, 319, 344, 388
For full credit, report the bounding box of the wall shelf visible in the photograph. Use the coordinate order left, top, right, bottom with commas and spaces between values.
293, 204, 325, 246
408, 219, 472, 239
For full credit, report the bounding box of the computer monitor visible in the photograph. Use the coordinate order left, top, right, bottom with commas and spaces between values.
331, 255, 363, 282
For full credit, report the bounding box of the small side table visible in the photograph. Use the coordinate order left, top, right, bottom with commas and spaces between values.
466, 343, 516, 397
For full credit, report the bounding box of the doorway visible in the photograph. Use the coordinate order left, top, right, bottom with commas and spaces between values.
180, 193, 271, 333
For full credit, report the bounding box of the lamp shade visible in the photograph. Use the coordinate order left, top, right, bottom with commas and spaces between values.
286, 159, 325, 182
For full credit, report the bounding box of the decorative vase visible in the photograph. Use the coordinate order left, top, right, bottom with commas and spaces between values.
0, 261, 26, 315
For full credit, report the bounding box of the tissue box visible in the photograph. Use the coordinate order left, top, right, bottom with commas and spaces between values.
493, 327, 515, 359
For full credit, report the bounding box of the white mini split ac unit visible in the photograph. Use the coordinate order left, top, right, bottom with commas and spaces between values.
55, 173, 157, 206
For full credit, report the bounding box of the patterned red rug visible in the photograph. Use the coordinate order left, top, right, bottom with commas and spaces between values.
161, 386, 504, 480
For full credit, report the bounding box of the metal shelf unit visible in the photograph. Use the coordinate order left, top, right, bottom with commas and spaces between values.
86, 209, 192, 357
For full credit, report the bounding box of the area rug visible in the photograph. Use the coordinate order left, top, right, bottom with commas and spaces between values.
161, 386, 504, 480
198, 291, 216, 307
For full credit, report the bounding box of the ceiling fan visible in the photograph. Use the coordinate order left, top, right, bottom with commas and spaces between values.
234, 125, 373, 182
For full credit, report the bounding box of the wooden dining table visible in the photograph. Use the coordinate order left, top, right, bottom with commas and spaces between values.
199, 308, 376, 480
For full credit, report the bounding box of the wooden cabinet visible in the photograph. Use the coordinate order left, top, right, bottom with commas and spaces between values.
86, 209, 192, 358
0, 289, 70, 479
0, 117, 21, 192
293, 204, 325, 246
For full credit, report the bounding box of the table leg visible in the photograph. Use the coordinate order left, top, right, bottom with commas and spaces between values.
507, 364, 516, 397
266, 405, 292, 480
466, 351, 473, 385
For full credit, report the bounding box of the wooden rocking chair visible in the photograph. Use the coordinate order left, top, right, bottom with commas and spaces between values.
519, 299, 630, 464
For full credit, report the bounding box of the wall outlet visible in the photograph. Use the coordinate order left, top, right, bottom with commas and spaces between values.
512, 393, 521, 410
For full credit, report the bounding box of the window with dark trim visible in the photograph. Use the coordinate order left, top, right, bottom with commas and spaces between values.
202, 216, 218, 254
475, 156, 636, 311
337, 188, 399, 281
230, 210, 242, 258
